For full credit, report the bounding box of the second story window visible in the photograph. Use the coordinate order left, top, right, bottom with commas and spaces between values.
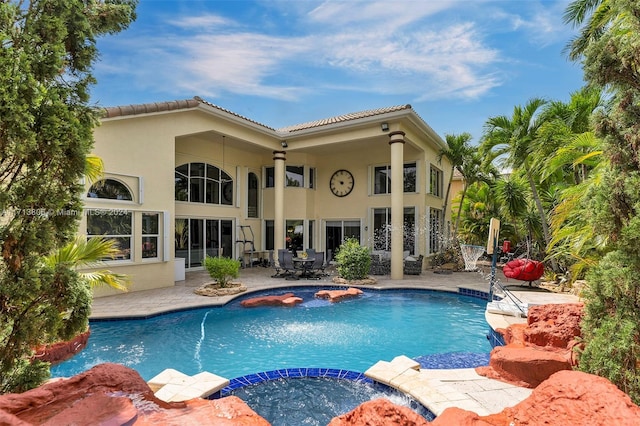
87, 179, 133, 200
373, 162, 417, 194
430, 165, 443, 197
175, 163, 233, 205
286, 165, 304, 187
265, 165, 307, 188
247, 172, 259, 218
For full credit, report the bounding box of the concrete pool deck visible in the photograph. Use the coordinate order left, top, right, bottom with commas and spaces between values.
88, 264, 582, 418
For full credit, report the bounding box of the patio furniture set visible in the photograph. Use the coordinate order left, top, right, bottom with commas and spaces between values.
271, 249, 329, 280
369, 252, 424, 276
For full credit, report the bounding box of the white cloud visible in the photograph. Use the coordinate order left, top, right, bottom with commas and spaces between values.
98, 2, 506, 102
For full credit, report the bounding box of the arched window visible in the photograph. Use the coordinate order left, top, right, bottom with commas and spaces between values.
247, 172, 259, 218
175, 163, 233, 205
87, 179, 133, 201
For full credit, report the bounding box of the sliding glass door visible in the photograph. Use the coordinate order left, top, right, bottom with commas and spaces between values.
175, 218, 233, 268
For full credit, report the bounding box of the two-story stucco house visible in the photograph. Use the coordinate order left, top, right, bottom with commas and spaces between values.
84, 97, 451, 296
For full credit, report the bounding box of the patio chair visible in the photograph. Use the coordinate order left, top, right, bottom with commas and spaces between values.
280, 250, 299, 279
271, 249, 288, 278
403, 255, 424, 275
308, 251, 326, 278
370, 254, 391, 275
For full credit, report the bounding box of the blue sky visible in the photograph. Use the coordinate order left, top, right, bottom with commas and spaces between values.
91, 0, 585, 143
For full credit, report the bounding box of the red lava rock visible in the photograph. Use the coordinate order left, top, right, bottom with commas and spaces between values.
0, 363, 270, 425
476, 345, 572, 388
315, 287, 363, 302
525, 303, 584, 348
41, 393, 137, 426
240, 292, 302, 307
433, 370, 640, 426
136, 396, 270, 426
32, 329, 91, 365
327, 398, 430, 426
282, 296, 303, 306
477, 303, 583, 387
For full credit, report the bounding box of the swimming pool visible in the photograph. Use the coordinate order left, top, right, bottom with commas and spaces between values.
51, 287, 492, 381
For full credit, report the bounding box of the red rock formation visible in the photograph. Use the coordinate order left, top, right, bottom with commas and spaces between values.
240, 292, 303, 307
315, 287, 363, 302
477, 303, 584, 387
328, 398, 430, 426
476, 345, 572, 388
525, 303, 583, 348
0, 363, 269, 425
32, 329, 91, 365
431, 371, 640, 426
136, 396, 270, 425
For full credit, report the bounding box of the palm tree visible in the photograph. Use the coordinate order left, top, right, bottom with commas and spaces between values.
480, 98, 559, 269
45, 237, 130, 292
438, 132, 473, 231
563, 0, 612, 61
84, 154, 105, 184
452, 147, 497, 233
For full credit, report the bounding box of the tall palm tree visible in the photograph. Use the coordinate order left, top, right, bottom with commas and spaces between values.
438, 132, 473, 231
563, 0, 612, 61
480, 98, 558, 269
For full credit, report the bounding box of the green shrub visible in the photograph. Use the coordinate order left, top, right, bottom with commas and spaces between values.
202, 256, 240, 287
578, 250, 640, 404
0, 359, 50, 394
335, 238, 371, 280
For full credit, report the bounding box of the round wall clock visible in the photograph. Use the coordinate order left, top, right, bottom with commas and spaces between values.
329, 169, 354, 197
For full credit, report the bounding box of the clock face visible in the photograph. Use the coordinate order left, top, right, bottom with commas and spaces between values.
330, 169, 354, 197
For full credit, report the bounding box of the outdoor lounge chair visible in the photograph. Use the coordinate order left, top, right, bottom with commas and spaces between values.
369, 254, 391, 275
403, 255, 423, 275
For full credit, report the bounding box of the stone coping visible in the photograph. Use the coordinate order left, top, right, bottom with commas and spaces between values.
365, 355, 533, 417
148, 369, 230, 403
90, 285, 489, 322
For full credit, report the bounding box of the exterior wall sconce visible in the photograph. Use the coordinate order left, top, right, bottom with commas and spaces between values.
281, 140, 288, 148
381, 123, 389, 132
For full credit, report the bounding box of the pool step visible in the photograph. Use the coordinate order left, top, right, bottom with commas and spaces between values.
365, 355, 532, 417
148, 369, 230, 402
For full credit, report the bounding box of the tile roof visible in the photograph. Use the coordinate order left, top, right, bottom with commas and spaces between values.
276, 104, 413, 133
100, 96, 275, 130
101, 99, 200, 118
99, 97, 414, 134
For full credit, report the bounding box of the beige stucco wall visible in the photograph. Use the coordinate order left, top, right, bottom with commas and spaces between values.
86, 113, 178, 297
85, 105, 451, 296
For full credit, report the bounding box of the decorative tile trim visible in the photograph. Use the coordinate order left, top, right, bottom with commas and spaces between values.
457, 287, 490, 300
487, 328, 506, 348
218, 368, 372, 397
217, 367, 436, 421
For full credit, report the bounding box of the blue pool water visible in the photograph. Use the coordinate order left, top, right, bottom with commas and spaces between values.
51, 288, 491, 381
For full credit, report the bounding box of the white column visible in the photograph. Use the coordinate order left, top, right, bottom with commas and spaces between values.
273, 151, 286, 258
389, 131, 405, 280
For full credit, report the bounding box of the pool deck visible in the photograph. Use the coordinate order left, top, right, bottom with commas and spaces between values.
89, 264, 581, 418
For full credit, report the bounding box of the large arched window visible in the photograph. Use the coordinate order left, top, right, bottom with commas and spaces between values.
87, 179, 133, 200
175, 163, 233, 205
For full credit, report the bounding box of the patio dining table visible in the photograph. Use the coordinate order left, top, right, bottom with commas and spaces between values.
292, 257, 316, 279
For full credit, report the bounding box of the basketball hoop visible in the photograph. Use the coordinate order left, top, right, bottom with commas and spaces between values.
460, 244, 485, 271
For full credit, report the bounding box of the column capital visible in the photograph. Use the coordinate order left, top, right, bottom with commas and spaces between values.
272, 150, 286, 160
388, 131, 406, 145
